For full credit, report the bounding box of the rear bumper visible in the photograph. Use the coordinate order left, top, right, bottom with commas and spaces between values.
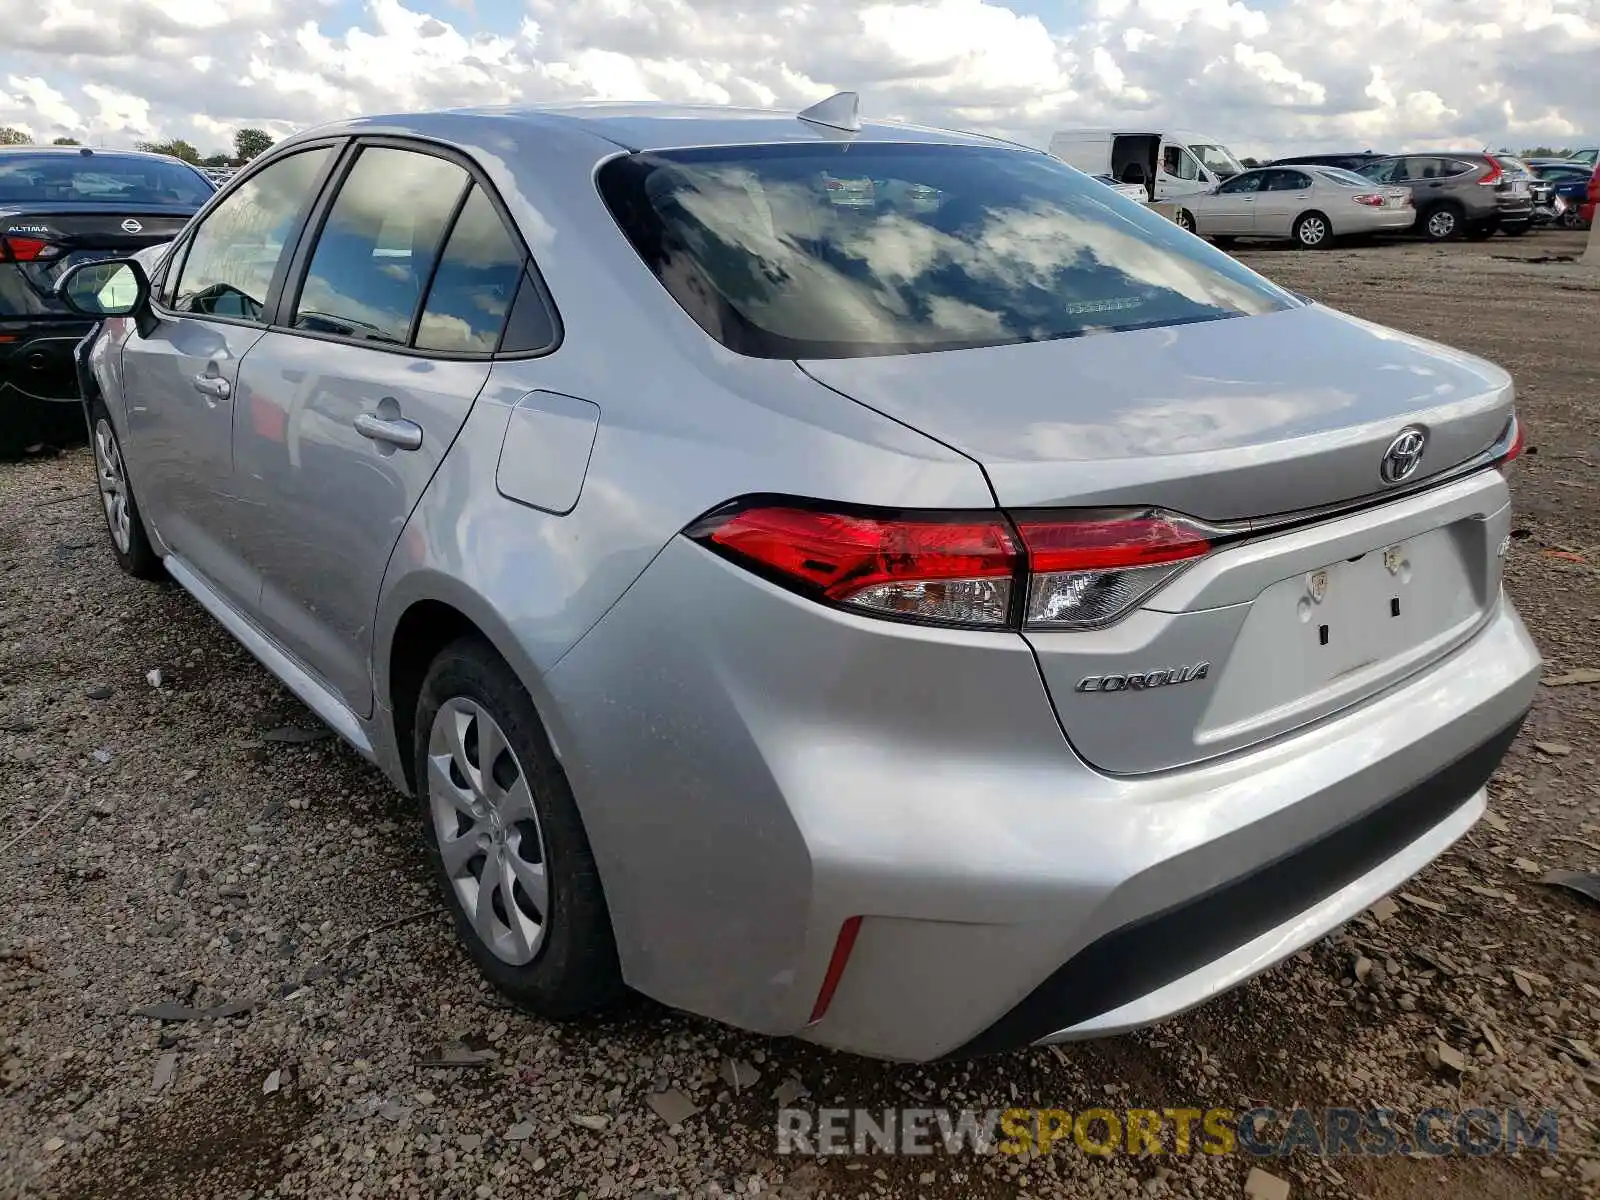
967, 715, 1517, 1054
0, 319, 97, 402
545, 528, 1540, 1062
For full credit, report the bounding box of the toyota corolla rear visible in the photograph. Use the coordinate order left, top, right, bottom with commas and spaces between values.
544, 137, 1540, 1062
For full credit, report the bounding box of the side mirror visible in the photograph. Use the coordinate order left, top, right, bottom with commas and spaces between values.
56, 258, 151, 320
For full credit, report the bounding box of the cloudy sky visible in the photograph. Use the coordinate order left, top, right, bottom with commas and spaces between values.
0, 0, 1594, 160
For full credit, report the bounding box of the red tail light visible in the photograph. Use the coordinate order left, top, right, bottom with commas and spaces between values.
1352, 194, 1385, 207
688, 502, 1214, 631
689, 505, 1019, 627
1478, 158, 1503, 187
0, 235, 62, 262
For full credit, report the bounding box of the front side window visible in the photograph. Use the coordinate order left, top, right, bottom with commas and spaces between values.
414, 186, 528, 354
599, 142, 1296, 360
292, 147, 469, 345
1217, 172, 1264, 194
171, 147, 333, 321
1162, 145, 1201, 181
1358, 158, 1402, 183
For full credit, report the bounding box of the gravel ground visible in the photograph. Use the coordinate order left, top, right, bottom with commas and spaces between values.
2, 229, 1599, 1200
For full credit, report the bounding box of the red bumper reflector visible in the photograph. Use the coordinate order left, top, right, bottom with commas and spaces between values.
809, 916, 863, 1024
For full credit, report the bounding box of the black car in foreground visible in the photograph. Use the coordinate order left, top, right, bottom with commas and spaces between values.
1, 146, 213, 456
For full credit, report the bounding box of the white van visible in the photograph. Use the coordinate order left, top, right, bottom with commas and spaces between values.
1048, 129, 1246, 201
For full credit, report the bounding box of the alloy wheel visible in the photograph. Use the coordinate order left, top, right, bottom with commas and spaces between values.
427, 697, 549, 965
93, 418, 132, 555
1427, 209, 1457, 239
1297, 216, 1328, 247
1177, 209, 1195, 232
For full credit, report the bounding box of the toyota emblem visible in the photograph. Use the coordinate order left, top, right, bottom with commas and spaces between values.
1380, 427, 1427, 485
120, 218, 143, 234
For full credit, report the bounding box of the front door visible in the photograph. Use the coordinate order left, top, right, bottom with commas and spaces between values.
118, 145, 337, 611
1199, 170, 1264, 234
1252, 168, 1315, 238
1156, 143, 1208, 199
230, 144, 529, 715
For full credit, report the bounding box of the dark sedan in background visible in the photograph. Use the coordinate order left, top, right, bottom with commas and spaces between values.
1265, 151, 1389, 173
1, 146, 214, 456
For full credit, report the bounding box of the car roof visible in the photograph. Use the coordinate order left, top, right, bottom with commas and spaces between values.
0, 145, 197, 164
299, 102, 1030, 155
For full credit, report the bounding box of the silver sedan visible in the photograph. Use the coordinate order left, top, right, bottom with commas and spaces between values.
1177, 164, 1413, 247
59, 96, 1536, 1062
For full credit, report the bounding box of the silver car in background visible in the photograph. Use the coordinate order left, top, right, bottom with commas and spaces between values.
60, 97, 1538, 1062
1179, 163, 1413, 247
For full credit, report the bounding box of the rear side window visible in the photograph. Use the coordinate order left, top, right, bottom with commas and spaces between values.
1261, 170, 1311, 191
171, 147, 333, 321
598, 143, 1295, 361
414, 186, 527, 354
292, 147, 469, 345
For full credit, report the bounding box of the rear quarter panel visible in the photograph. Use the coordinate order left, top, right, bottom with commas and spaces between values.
370, 114, 993, 705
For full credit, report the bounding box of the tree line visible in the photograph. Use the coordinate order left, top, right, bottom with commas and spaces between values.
0, 126, 275, 166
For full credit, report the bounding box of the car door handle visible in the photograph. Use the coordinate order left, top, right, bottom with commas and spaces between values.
192, 374, 230, 400
354, 412, 423, 451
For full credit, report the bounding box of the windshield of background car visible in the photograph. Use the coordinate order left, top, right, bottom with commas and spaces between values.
597, 143, 1297, 360
1190, 143, 1244, 178
0, 153, 213, 206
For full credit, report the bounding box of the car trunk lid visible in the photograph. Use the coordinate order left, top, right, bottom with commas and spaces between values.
799, 303, 1516, 774
3, 204, 190, 316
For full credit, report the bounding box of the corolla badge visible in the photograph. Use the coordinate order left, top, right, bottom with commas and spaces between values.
1075, 663, 1210, 693
1379, 426, 1427, 485
120, 218, 143, 234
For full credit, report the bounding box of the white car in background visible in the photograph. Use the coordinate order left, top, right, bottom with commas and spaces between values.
1092, 174, 1149, 204
1175, 164, 1412, 248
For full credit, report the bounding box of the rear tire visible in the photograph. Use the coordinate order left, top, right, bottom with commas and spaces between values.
413, 636, 624, 1018
1175, 209, 1196, 233
1292, 211, 1333, 249
89, 400, 163, 580
1421, 203, 1463, 241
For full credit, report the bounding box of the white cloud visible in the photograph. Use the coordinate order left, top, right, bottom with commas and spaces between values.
0, 0, 1593, 159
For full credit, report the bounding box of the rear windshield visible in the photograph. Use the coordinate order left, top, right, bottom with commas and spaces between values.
0, 153, 214, 206
598, 142, 1296, 360
1313, 167, 1373, 187
1495, 156, 1532, 174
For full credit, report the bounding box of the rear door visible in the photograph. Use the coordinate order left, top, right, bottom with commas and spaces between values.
118, 145, 340, 609
229, 141, 541, 716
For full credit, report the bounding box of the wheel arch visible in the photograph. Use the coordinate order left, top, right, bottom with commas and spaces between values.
1294, 209, 1334, 244
377, 574, 578, 795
